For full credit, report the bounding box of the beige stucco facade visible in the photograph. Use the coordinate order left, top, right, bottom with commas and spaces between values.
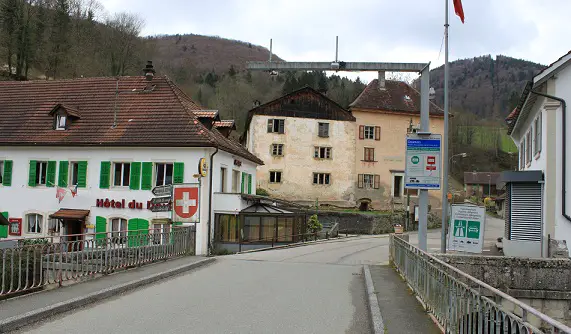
246, 114, 356, 205
352, 108, 445, 211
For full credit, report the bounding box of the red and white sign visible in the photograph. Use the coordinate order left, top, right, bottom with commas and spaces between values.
173, 185, 199, 223
9, 218, 22, 236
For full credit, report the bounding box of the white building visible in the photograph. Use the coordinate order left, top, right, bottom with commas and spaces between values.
505, 50, 571, 257
0, 63, 262, 255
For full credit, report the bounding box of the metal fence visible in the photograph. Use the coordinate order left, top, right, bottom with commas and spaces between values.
0, 227, 195, 298
390, 234, 571, 334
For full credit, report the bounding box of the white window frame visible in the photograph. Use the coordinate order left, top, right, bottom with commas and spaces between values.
35, 161, 48, 186
220, 167, 227, 192
525, 131, 532, 165
48, 217, 60, 234
313, 173, 331, 185
152, 224, 171, 245
268, 119, 285, 133
272, 144, 284, 156
269, 171, 282, 183
363, 174, 374, 189
110, 217, 128, 243
154, 162, 174, 187
113, 162, 131, 187
364, 126, 375, 140
56, 114, 66, 130
69, 161, 79, 186
232, 170, 240, 193
314, 146, 332, 159
27, 213, 43, 234
534, 114, 542, 157
391, 172, 405, 198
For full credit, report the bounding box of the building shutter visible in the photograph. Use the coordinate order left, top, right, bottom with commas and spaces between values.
173, 162, 184, 184
278, 120, 285, 134
141, 162, 153, 190
505, 185, 511, 239
58, 161, 69, 187
99, 161, 111, 189
374, 175, 380, 189
0, 212, 8, 238
508, 183, 542, 242
3, 160, 12, 186
129, 162, 141, 190
375, 126, 381, 141
95, 216, 107, 241
267, 119, 273, 133
248, 174, 252, 194
128, 218, 139, 247
28, 160, 36, 187
359, 125, 364, 140
358, 174, 364, 188
241, 172, 246, 193
77, 161, 88, 188
46, 161, 57, 187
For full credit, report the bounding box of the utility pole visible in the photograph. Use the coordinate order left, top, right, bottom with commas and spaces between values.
418, 65, 430, 252
406, 119, 413, 231
440, 0, 451, 253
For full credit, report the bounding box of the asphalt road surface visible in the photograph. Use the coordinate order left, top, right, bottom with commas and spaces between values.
20, 236, 392, 334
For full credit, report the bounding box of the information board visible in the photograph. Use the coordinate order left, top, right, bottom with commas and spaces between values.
447, 204, 486, 253
405, 133, 442, 190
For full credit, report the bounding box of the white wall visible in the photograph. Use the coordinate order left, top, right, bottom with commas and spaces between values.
0, 146, 258, 255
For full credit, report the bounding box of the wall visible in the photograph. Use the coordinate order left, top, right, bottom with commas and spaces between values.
351, 109, 445, 211
248, 115, 356, 206
0, 146, 258, 255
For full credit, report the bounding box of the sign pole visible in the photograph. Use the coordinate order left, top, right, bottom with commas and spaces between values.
440, 0, 451, 254
418, 65, 430, 252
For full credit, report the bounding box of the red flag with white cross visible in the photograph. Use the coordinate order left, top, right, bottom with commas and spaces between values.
173, 185, 199, 222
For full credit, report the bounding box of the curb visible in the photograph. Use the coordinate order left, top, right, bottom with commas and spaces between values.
236, 235, 360, 254
0, 257, 215, 333
364, 265, 385, 334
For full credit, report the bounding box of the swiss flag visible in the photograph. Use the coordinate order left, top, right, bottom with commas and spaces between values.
453, 0, 465, 23
173, 187, 199, 220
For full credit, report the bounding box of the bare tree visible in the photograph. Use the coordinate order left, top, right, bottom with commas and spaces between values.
104, 12, 144, 76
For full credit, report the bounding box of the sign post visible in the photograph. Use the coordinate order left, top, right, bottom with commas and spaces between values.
172, 184, 200, 223
448, 204, 485, 253
152, 185, 172, 197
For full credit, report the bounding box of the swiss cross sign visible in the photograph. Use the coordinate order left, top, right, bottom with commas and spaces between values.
172, 185, 199, 223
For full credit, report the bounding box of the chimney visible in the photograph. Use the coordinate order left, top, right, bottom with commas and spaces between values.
378, 71, 385, 90
252, 100, 261, 108
143, 60, 156, 90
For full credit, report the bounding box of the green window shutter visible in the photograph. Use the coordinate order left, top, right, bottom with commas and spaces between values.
138, 219, 149, 234
128, 218, 139, 247
95, 216, 107, 240
141, 162, 153, 190
173, 162, 184, 184
130, 162, 141, 190
241, 172, 246, 193
248, 174, 252, 194
46, 161, 57, 187
0, 212, 8, 238
99, 161, 111, 189
77, 161, 88, 188
58, 161, 69, 187
28, 160, 36, 187
3, 160, 12, 186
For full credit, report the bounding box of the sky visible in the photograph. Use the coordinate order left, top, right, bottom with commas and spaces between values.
99, 0, 571, 82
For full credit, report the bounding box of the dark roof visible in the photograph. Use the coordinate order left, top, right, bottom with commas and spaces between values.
464, 172, 501, 185
49, 209, 90, 220
506, 81, 533, 135
0, 76, 262, 164
49, 104, 81, 118
349, 79, 444, 116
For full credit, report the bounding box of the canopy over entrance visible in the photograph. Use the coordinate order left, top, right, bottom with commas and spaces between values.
49, 209, 90, 220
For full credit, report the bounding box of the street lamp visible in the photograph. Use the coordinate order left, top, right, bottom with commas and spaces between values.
441, 152, 468, 253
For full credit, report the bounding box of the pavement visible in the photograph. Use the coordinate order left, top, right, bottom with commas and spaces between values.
9, 235, 438, 334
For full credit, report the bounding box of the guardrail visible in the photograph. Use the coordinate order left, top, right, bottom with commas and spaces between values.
0, 227, 195, 298
390, 234, 571, 333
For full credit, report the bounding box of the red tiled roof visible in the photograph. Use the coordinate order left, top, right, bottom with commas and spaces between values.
506, 108, 517, 121
0, 76, 263, 164
49, 104, 81, 118
214, 120, 236, 129
193, 110, 219, 118
349, 79, 444, 116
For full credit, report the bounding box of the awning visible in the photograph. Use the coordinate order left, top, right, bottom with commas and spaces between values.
241, 203, 294, 214
50, 209, 90, 220
497, 171, 543, 189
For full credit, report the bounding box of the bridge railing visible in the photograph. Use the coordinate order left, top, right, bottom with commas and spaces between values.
0, 226, 195, 298
390, 234, 571, 333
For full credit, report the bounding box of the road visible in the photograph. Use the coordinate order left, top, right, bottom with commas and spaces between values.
20, 236, 392, 334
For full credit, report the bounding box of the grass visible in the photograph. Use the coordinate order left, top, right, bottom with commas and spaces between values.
456, 126, 518, 153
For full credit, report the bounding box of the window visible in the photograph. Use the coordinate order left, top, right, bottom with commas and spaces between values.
534, 115, 542, 156
314, 146, 332, 159
243, 216, 261, 241
155, 163, 174, 186
358, 174, 380, 189
56, 114, 66, 130
318, 122, 330, 137
152, 224, 170, 245
111, 218, 127, 243
267, 119, 285, 134
364, 126, 375, 139
277, 217, 294, 242
525, 131, 532, 165
35, 161, 48, 186
393, 175, 403, 198
220, 167, 227, 192
27, 214, 43, 234
360, 125, 381, 140
519, 142, 525, 170
48, 218, 60, 234
364, 147, 375, 162
113, 163, 130, 187
70, 162, 80, 186
217, 214, 238, 242
272, 144, 284, 156
232, 170, 240, 192
313, 173, 331, 185
270, 171, 282, 183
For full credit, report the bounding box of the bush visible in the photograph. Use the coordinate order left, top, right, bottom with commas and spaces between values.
256, 188, 269, 196
307, 214, 322, 233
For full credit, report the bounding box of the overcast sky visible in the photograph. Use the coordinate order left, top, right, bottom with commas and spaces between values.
100, 0, 571, 82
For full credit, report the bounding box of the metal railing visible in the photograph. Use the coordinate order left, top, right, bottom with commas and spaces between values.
390, 234, 571, 333
0, 227, 195, 298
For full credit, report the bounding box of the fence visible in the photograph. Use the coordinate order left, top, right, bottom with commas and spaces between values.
390, 234, 571, 333
0, 226, 195, 298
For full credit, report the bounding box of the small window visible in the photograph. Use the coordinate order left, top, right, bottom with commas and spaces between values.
27, 214, 43, 234
364, 126, 375, 139
314, 147, 332, 159
393, 175, 403, 198
272, 144, 284, 156
525, 131, 532, 165
267, 119, 285, 134
270, 171, 282, 183
35, 161, 48, 185
363, 174, 374, 188
48, 217, 60, 234
113, 162, 131, 187
56, 114, 66, 130
318, 122, 329, 137
534, 115, 542, 156
155, 163, 174, 186
232, 170, 240, 193
70, 162, 80, 186
364, 147, 375, 162
111, 218, 127, 243
404, 95, 412, 102
313, 173, 330, 185
220, 167, 227, 192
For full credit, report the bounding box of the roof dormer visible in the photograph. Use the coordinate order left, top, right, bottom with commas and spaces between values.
49, 104, 81, 130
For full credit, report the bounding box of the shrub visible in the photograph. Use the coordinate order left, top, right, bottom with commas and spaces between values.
307, 214, 322, 233
256, 188, 269, 196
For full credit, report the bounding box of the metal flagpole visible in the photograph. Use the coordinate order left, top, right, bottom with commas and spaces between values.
440, 0, 450, 253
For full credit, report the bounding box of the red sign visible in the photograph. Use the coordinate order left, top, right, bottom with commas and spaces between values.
9, 218, 22, 236
173, 186, 199, 222
427, 156, 436, 165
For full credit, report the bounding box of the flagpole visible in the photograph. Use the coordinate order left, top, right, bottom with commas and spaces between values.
440, 0, 450, 253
